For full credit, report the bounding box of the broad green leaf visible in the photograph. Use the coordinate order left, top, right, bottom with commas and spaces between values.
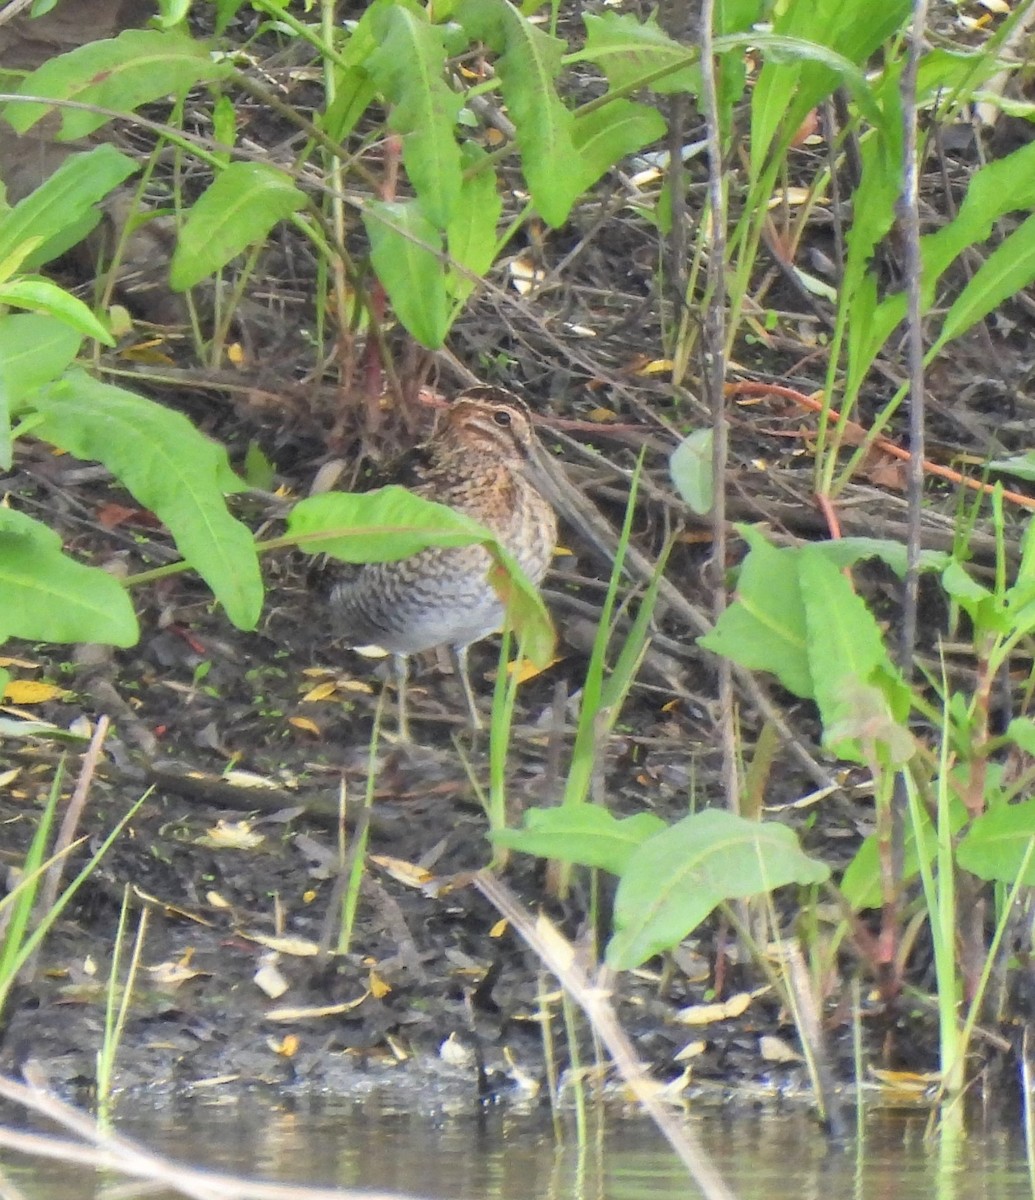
287, 488, 554, 665
0, 145, 137, 269
447, 146, 502, 305
810, 536, 949, 577
957, 800, 1035, 885
0, 507, 137, 646
364, 199, 449, 347
6, 28, 230, 140
323, 0, 416, 141
0, 379, 8, 471
578, 12, 698, 95
570, 100, 666, 193
941, 560, 1009, 634
492, 806, 667, 875
669, 428, 713, 515
366, 7, 463, 229
608, 809, 829, 969
170, 163, 307, 291
842, 785, 971, 910
987, 451, 1035, 481
799, 548, 902, 761
698, 526, 812, 696
0, 314, 82, 405
26, 372, 262, 630
0, 278, 113, 345
1006, 717, 1035, 756
321, 67, 377, 143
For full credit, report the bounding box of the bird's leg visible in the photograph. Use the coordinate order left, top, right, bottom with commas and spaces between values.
392, 653, 411, 741
449, 644, 482, 730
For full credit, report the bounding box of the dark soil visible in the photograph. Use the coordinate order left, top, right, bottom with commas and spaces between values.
0, 0, 1032, 1115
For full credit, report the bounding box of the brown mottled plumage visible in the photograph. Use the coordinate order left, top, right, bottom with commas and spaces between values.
330, 386, 556, 737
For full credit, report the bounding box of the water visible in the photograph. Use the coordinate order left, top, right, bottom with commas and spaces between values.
0, 1095, 1032, 1199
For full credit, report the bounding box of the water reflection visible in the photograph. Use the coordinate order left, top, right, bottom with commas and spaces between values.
1, 1096, 1032, 1199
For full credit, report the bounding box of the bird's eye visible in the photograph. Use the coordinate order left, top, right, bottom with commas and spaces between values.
493, 409, 513, 427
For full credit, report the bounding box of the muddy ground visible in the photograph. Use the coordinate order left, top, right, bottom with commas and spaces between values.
0, 1, 1030, 1115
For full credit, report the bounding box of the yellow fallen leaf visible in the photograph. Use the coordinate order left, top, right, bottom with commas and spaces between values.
266, 993, 369, 1021
289, 716, 321, 735
507, 654, 562, 683
586, 406, 619, 423
268, 1033, 300, 1057
242, 932, 320, 957
489, 918, 509, 938
369, 854, 434, 888
675, 991, 754, 1024
198, 820, 265, 850
2, 680, 69, 704
636, 358, 674, 375
369, 970, 391, 999
302, 680, 339, 703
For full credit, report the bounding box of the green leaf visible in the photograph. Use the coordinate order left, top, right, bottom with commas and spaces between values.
607, 809, 829, 969
492, 806, 667, 875
0, 314, 81, 405
669, 428, 714, 515
0, 507, 137, 646
170, 163, 307, 291
810, 536, 949, 576
957, 800, 1035, 885
698, 526, 812, 696
1007, 717, 1035, 756
6, 28, 230, 140
935, 212, 1035, 353
0, 145, 138, 270
446, 146, 502, 305
799, 547, 903, 761
570, 100, 666, 193
366, 7, 463, 229
0, 278, 113, 345
987, 451, 1035, 481
287, 488, 555, 665
26, 372, 262, 630
364, 199, 449, 347
578, 12, 698, 95
460, 0, 579, 227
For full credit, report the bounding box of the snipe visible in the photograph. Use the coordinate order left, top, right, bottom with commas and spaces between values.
330, 386, 557, 738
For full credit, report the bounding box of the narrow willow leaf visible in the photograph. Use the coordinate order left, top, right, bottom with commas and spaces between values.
460, 0, 579, 227
7, 27, 230, 139
0, 508, 137, 647
170, 162, 307, 290
447, 146, 502, 304
364, 199, 449, 348
366, 7, 463, 229
27, 372, 262, 630
0, 145, 138, 270
934, 212, 1035, 353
